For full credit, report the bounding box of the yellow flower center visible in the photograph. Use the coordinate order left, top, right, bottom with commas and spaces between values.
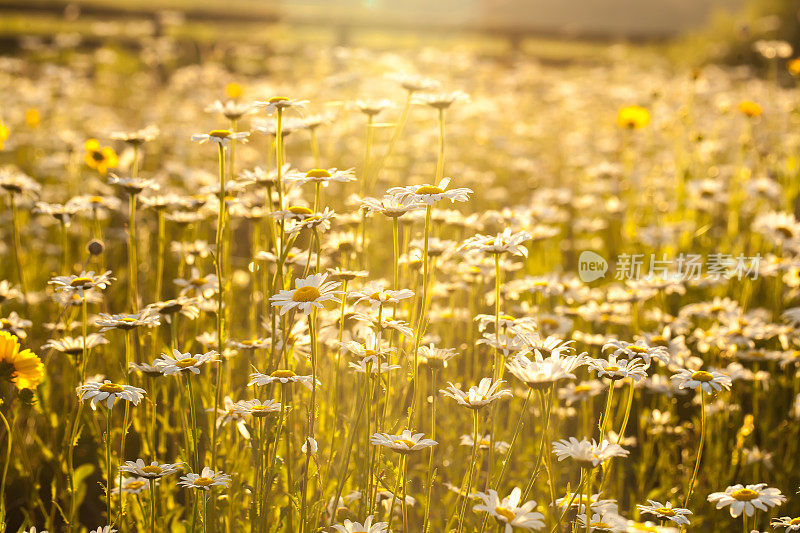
99, 383, 125, 393
574, 385, 592, 393
271, 369, 296, 378
191, 277, 208, 286
590, 522, 610, 529
193, 476, 215, 487
651, 336, 668, 347
293, 286, 321, 302
128, 481, 146, 490
691, 371, 713, 382
176, 357, 197, 368
70, 277, 93, 287
731, 488, 759, 501
305, 168, 331, 178
629, 346, 648, 354
791, 518, 800, 525
604, 366, 620, 372
415, 185, 444, 195
654, 507, 675, 516
250, 404, 271, 411
268, 96, 290, 104
142, 465, 162, 475
209, 129, 232, 139
393, 439, 416, 448
119, 317, 137, 323
289, 205, 313, 215
494, 506, 516, 522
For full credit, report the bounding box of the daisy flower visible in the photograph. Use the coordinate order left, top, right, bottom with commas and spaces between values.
89, 527, 116, 533
119, 459, 182, 479
387, 177, 473, 205
287, 167, 356, 187
670, 368, 732, 394
111, 477, 150, 496
576, 510, 628, 532
587, 355, 649, 382
286, 207, 336, 235
155, 348, 218, 375
233, 399, 282, 418
418, 344, 458, 370
370, 429, 436, 454
178, 467, 231, 491
0, 331, 43, 390
331, 516, 388, 533
43, 334, 108, 356
603, 339, 669, 365
506, 355, 576, 390
49, 271, 115, 296
95, 312, 160, 332
270, 273, 343, 315
191, 129, 249, 147
349, 287, 414, 309
412, 90, 470, 109
348, 360, 401, 375
110, 125, 159, 145
361, 194, 422, 218
552, 437, 629, 469
248, 369, 315, 391
459, 433, 510, 453
440, 378, 512, 409
459, 229, 530, 257
76, 380, 146, 410
107, 173, 158, 194
472, 487, 545, 532
204, 100, 254, 120
772, 516, 800, 531
636, 500, 692, 526
353, 99, 395, 116
707, 483, 785, 517
253, 96, 308, 114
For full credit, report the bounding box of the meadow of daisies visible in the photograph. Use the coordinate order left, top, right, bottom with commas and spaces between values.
3, 29, 800, 533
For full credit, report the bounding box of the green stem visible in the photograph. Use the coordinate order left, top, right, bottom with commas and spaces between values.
683, 391, 706, 508
212, 141, 226, 466
457, 410, 480, 533
128, 192, 138, 311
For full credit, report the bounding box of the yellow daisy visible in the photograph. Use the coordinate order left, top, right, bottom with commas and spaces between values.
617, 105, 650, 129
83, 138, 119, 175
0, 331, 44, 390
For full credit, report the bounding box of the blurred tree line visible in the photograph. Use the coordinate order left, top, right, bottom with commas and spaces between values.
675, 0, 800, 71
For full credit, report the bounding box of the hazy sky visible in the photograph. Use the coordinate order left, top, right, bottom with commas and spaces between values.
284, 0, 747, 36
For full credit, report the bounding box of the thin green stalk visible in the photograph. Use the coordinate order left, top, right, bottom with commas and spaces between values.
683, 391, 706, 508
105, 410, 113, 523
212, 141, 226, 466
457, 410, 480, 533
0, 409, 12, 527
299, 313, 318, 532
8, 193, 27, 296
128, 192, 138, 311
409, 204, 432, 426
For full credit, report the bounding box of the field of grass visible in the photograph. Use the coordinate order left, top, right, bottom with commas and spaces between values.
1, 4, 800, 533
